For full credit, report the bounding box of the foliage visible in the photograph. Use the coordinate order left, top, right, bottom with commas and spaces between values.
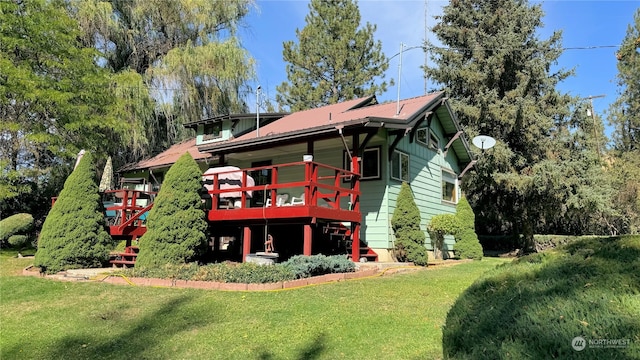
606, 9, 640, 234
69, 0, 255, 164
135, 153, 208, 268
33, 152, 112, 274
425, 0, 624, 248
391, 182, 428, 265
427, 214, 459, 259
281, 254, 355, 279
0, 0, 123, 223
455, 197, 475, 231
0, 213, 34, 246
609, 9, 640, 153
276, 0, 390, 111
443, 235, 640, 359
453, 229, 483, 260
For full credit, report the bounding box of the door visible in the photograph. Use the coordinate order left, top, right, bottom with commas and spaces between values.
250, 160, 272, 207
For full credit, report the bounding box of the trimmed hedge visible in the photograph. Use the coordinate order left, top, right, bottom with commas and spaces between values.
135, 152, 208, 268
0, 213, 34, 247
34, 152, 112, 273
282, 254, 355, 279
453, 228, 483, 260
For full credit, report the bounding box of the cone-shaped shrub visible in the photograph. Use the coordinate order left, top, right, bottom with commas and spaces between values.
34, 152, 112, 273
453, 198, 483, 260
135, 152, 207, 268
391, 182, 428, 266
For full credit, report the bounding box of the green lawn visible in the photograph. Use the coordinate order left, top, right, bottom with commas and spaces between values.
0, 253, 507, 360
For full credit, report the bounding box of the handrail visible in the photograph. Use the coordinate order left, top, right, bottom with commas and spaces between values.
203, 161, 361, 211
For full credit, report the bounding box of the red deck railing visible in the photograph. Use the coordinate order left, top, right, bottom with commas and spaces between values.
103, 189, 156, 236
203, 160, 361, 222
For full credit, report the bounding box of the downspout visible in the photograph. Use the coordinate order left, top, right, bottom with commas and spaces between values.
336, 125, 352, 163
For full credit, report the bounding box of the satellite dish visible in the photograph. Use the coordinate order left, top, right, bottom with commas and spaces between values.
472, 135, 496, 150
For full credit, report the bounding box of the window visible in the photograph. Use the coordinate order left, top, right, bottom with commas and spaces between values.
202, 122, 222, 141
391, 150, 409, 182
416, 128, 440, 151
442, 170, 458, 204
343, 147, 381, 181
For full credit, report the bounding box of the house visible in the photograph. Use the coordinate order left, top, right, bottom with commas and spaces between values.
117, 92, 473, 262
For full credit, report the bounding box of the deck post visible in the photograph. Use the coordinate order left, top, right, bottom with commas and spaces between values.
303, 224, 312, 256
242, 226, 252, 262
351, 223, 360, 262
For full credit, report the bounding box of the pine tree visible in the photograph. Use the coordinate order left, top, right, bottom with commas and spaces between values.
34, 152, 112, 274
276, 0, 390, 111
391, 182, 428, 266
135, 153, 208, 268
425, 0, 574, 251
453, 198, 483, 260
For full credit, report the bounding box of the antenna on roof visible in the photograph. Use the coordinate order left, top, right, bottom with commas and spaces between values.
256, 85, 261, 137
396, 43, 404, 116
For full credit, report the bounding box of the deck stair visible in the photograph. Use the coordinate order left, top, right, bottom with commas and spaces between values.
325, 222, 378, 262
110, 246, 139, 268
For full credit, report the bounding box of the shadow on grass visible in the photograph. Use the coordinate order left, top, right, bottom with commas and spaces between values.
258, 333, 327, 360
4, 294, 210, 359
442, 236, 640, 360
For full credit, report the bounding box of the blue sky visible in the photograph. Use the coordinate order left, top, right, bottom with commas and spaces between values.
240, 0, 637, 125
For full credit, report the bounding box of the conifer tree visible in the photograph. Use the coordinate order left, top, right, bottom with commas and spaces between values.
135, 153, 207, 268
34, 152, 112, 274
391, 182, 428, 266
276, 0, 390, 111
425, 0, 574, 250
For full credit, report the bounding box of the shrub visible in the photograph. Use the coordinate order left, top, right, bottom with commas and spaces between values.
391, 182, 428, 265
455, 197, 475, 231
282, 254, 355, 279
8, 235, 29, 248
0, 213, 34, 247
34, 152, 112, 274
135, 152, 208, 269
453, 228, 483, 260
428, 214, 459, 259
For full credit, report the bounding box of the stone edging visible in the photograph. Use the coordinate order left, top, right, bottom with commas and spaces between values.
22, 266, 381, 291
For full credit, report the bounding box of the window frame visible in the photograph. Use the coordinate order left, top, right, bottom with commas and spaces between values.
441, 169, 459, 204
429, 130, 440, 151
390, 150, 410, 182
202, 122, 223, 141
416, 128, 429, 147
343, 146, 381, 182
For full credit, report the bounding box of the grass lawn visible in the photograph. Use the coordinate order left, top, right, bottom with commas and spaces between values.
0, 252, 508, 360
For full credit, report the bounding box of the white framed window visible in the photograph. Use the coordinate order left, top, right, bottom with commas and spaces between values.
429, 131, 440, 151
343, 146, 381, 181
391, 150, 409, 182
441, 170, 458, 204
416, 128, 439, 151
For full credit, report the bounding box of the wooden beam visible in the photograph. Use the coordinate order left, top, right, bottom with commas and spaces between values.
443, 130, 463, 157
388, 129, 410, 161
303, 224, 312, 256
351, 223, 360, 262
242, 226, 252, 262
358, 131, 377, 155
458, 160, 477, 179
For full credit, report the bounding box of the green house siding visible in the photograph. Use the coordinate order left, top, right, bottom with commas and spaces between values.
386, 120, 462, 252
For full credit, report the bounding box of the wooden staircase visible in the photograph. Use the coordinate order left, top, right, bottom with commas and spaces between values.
110, 246, 139, 268
324, 222, 378, 262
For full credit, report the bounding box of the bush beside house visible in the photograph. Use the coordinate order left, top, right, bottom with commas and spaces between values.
391, 182, 428, 266
134, 152, 208, 268
428, 197, 483, 260
34, 152, 112, 274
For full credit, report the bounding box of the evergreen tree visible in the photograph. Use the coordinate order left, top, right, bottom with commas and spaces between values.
609, 9, 640, 153
607, 9, 640, 234
135, 153, 208, 268
391, 182, 428, 266
453, 198, 483, 260
34, 152, 112, 274
276, 0, 390, 111
425, 0, 574, 251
